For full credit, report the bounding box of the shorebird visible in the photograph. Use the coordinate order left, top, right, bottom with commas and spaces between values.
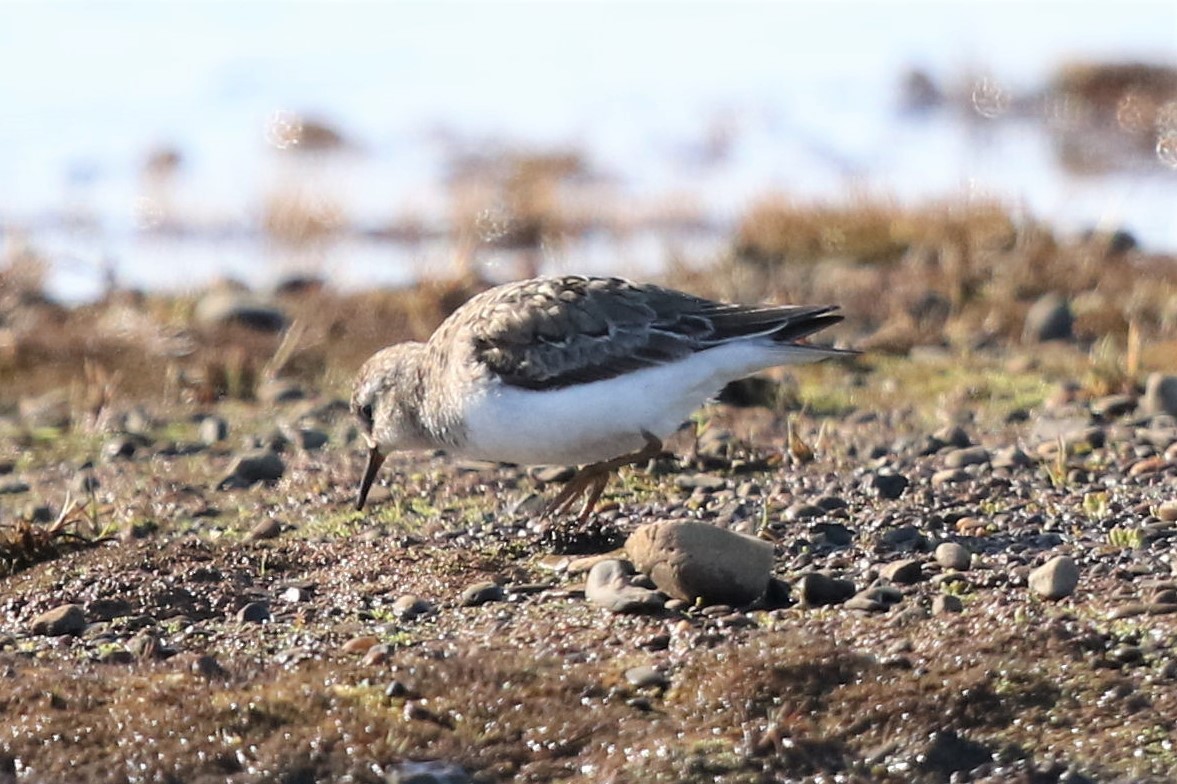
352, 275, 851, 519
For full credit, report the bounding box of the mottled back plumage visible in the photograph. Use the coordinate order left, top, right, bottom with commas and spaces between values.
430, 275, 845, 391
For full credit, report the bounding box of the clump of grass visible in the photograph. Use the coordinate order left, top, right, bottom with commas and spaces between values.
0, 493, 115, 576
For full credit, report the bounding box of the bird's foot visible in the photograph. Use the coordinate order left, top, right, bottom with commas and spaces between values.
541, 430, 664, 522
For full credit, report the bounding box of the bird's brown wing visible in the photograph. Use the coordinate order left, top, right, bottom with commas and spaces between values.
439, 275, 843, 391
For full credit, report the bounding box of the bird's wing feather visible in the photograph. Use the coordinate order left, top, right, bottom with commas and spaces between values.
441, 275, 843, 391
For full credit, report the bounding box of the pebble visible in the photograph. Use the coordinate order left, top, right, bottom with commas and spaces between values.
810, 522, 855, 547
30, 604, 86, 636
1022, 292, 1073, 342
931, 469, 968, 487
932, 594, 963, 614
879, 558, 923, 585
362, 644, 394, 666
257, 380, 307, 404
247, 518, 283, 541
392, 594, 436, 621
584, 560, 664, 614
1029, 556, 1080, 600
342, 635, 380, 654
866, 472, 909, 500
217, 449, 285, 489
990, 446, 1032, 469
943, 446, 990, 468
102, 435, 146, 461
236, 601, 270, 623
1142, 373, 1177, 417
934, 542, 972, 571
785, 502, 824, 521
198, 416, 229, 444
933, 424, 972, 449
0, 479, 30, 495
1091, 394, 1137, 419
460, 581, 506, 607
625, 665, 669, 690
797, 572, 856, 606
386, 760, 472, 784
193, 289, 287, 332
626, 520, 773, 606
673, 473, 727, 492
85, 598, 132, 621
530, 465, 576, 484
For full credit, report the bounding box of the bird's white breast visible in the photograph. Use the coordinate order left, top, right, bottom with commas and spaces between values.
458, 341, 814, 465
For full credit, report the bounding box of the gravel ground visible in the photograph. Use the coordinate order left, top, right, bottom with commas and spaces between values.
1, 280, 1176, 783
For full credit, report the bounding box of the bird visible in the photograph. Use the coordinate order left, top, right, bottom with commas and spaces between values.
351, 275, 852, 519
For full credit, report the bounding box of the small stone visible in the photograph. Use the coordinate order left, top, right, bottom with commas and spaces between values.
1030, 556, 1080, 600
391, 594, 435, 621
342, 635, 380, 655
30, 604, 86, 636
280, 586, 310, 602
584, 560, 664, 613
530, 465, 576, 484
1091, 394, 1137, 419
797, 572, 856, 606
625, 665, 668, 689
0, 479, 30, 495
198, 416, 229, 445
386, 760, 472, 784
673, 474, 727, 492
810, 522, 854, 547
102, 435, 144, 461
880, 559, 923, 585
246, 518, 282, 541
943, 446, 990, 468
460, 581, 505, 607
932, 594, 963, 614
845, 593, 888, 612
257, 380, 306, 404
626, 520, 773, 606
217, 449, 285, 489
785, 502, 823, 521
933, 425, 972, 448
236, 601, 270, 623
1156, 501, 1177, 523
931, 469, 967, 487
934, 542, 972, 571
1129, 457, 1166, 477
194, 289, 287, 332
866, 472, 909, 500
990, 447, 1032, 469
1023, 292, 1073, 343
362, 644, 394, 666
1142, 373, 1177, 417
85, 598, 132, 621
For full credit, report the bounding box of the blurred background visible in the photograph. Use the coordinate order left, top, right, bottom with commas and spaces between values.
1, 0, 1175, 302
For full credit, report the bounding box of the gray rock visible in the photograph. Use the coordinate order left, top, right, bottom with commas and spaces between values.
932, 424, 972, 448
257, 380, 307, 404
0, 479, 30, 495
236, 601, 270, 623
217, 449, 285, 489
30, 604, 86, 636
194, 290, 287, 332
943, 446, 990, 468
626, 520, 773, 606
880, 558, 923, 585
386, 760, 472, 784
1091, 394, 1137, 418
624, 665, 669, 689
585, 560, 664, 613
391, 594, 435, 621
1029, 555, 1080, 600
797, 572, 856, 606
932, 594, 963, 614
865, 472, 909, 500
1023, 293, 1073, 342
1142, 373, 1177, 417
931, 468, 967, 487
198, 416, 229, 445
990, 446, 1032, 469
934, 541, 972, 570
673, 473, 727, 492
460, 581, 505, 607
785, 502, 824, 521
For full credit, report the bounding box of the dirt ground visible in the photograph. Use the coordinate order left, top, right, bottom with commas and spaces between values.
2, 209, 1177, 782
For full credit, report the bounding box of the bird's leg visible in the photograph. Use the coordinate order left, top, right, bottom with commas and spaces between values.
542, 431, 664, 521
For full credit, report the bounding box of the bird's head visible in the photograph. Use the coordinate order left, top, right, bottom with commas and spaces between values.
351, 343, 425, 510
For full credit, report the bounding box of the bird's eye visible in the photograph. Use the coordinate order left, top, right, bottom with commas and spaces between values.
359, 403, 373, 424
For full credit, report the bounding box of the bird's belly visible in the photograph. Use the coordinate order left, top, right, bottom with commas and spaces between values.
459, 362, 732, 465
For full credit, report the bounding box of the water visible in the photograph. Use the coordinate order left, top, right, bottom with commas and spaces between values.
1, 1, 1175, 301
